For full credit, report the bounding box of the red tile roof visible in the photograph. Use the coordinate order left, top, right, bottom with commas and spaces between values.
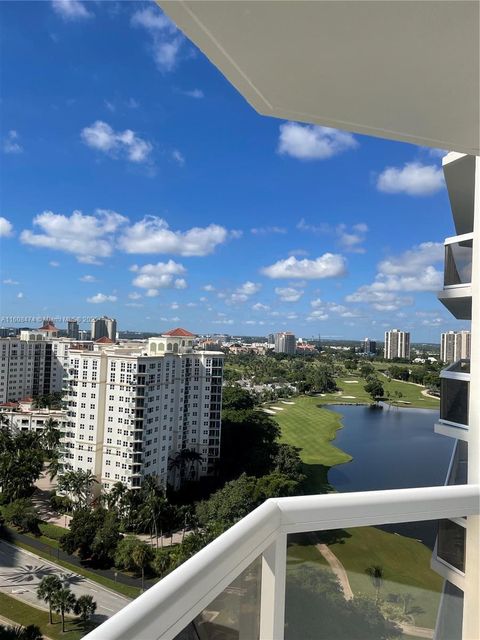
163, 328, 196, 337
0, 401, 18, 407
95, 336, 114, 344
39, 320, 57, 331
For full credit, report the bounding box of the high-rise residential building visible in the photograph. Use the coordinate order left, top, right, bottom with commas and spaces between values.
440, 330, 471, 363
67, 319, 80, 340
384, 329, 410, 360
274, 332, 296, 355
63, 328, 223, 492
362, 338, 377, 356
0, 322, 93, 403
91, 317, 117, 341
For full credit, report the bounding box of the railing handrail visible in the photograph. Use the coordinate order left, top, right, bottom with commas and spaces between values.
444, 231, 475, 245
84, 485, 480, 640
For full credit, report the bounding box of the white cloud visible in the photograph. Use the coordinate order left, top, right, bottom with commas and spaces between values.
225, 281, 262, 305
146, 289, 159, 297
203, 284, 215, 292
212, 319, 234, 325
81, 121, 153, 163
378, 242, 443, 276
128, 292, 142, 300
262, 254, 346, 279
87, 293, 117, 304
310, 298, 322, 308
127, 98, 140, 109
79, 275, 96, 282
336, 223, 368, 253
104, 100, 116, 113
278, 122, 358, 160
3, 130, 23, 154
172, 149, 185, 166
0, 217, 13, 237
182, 89, 204, 99
119, 217, 234, 256
251, 226, 287, 235
237, 281, 261, 296
131, 7, 183, 73
20, 209, 127, 263
131, 260, 187, 291
346, 241, 443, 310
51, 0, 92, 21
252, 302, 270, 311
126, 302, 143, 308
275, 287, 303, 302
3, 279, 19, 285
377, 162, 444, 196
307, 310, 329, 321
298, 219, 368, 253
49, 261, 60, 268
17, 292, 24, 299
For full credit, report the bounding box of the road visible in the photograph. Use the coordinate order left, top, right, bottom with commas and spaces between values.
0, 540, 131, 621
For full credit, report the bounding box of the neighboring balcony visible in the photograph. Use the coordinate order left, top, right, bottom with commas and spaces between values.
438, 233, 473, 320
83, 485, 479, 640
435, 360, 470, 438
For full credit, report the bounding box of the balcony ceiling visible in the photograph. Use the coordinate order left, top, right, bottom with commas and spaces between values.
159, 0, 480, 155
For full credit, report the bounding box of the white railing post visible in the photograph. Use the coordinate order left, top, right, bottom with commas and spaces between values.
259, 533, 287, 640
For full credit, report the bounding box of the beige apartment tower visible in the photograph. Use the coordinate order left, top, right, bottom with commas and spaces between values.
441, 330, 471, 364
384, 329, 411, 360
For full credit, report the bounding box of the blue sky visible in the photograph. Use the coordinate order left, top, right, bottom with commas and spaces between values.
0, 1, 470, 342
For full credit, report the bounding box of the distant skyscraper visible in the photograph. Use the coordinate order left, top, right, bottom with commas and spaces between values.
384, 329, 410, 360
274, 332, 296, 355
67, 319, 79, 340
362, 338, 377, 355
91, 317, 117, 341
440, 330, 471, 363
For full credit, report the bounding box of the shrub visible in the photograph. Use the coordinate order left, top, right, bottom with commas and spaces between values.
3, 498, 39, 533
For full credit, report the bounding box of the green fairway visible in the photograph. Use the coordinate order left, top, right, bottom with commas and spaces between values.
315, 376, 440, 410
273, 396, 352, 467
0, 591, 92, 640
288, 526, 443, 629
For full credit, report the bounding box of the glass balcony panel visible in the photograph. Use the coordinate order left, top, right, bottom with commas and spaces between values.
445, 359, 470, 374
444, 239, 472, 286
174, 555, 262, 640
286, 523, 453, 640
437, 520, 466, 572
447, 441, 468, 486
440, 378, 469, 426
435, 581, 464, 640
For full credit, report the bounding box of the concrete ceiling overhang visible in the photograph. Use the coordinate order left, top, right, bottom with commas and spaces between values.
159, 0, 480, 155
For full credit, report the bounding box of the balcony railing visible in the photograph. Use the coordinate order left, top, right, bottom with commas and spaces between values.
444, 233, 473, 287
83, 485, 479, 640
440, 379, 469, 428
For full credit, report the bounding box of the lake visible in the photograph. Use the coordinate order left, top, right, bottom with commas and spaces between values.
327, 403, 454, 546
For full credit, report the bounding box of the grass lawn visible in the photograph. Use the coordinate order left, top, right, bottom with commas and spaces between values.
287, 526, 443, 629
0, 591, 92, 640
316, 376, 440, 410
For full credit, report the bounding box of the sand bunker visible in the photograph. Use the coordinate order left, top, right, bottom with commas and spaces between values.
343, 380, 358, 384
263, 408, 277, 415
341, 395, 356, 399
281, 401, 295, 405
271, 406, 284, 410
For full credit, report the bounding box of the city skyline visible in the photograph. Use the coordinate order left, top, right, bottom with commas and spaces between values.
0, 1, 471, 341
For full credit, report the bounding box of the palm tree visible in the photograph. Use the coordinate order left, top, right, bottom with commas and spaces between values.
52, 587, 76, 633
58, 469, 98, 509
132, 542, 153, 592
37, 575, 62, 624
365, 565, 384, 605
184, 449, 203, 480
0, 625, 42, 640
74, 594, 97, 630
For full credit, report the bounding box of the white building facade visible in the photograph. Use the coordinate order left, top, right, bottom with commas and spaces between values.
63, 329, 223, 492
